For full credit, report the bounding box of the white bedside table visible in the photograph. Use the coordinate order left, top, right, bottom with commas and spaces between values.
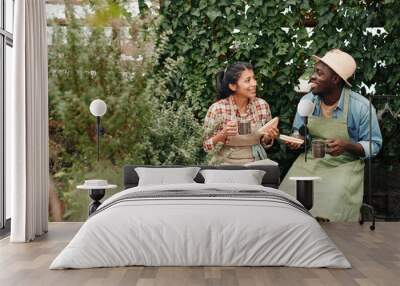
289, 177, 321, 210
77, 180, 117, 215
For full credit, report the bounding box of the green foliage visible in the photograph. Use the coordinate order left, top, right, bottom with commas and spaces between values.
49, 13, 152, 169
141, 56, 206, 165
48, 1, 205, 220
48, 9, 152, 218
153, 0, 400, 174
49, 1, 400, 220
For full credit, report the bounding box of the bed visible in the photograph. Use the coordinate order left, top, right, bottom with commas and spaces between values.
50, 165, 350, 269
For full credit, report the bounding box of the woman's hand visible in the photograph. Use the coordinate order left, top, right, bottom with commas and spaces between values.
223, 121, 238, 137
262, 126, 279, 143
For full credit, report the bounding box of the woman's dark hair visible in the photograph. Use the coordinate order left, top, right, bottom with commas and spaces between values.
215, 62, 253, 100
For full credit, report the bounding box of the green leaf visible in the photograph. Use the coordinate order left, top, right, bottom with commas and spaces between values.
206, 10, 222, 22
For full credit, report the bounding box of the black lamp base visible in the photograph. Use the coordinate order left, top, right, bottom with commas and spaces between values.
296, 180, 314, 210
88, 189, 105, 216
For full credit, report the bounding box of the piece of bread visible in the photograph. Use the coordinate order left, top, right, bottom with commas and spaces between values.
279, 134, 304, 144
258, 117, 279, 133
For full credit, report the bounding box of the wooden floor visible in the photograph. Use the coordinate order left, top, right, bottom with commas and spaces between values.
0, 222, 399, 286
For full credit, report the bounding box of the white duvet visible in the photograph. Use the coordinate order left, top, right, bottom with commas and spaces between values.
50, 183, 351, 269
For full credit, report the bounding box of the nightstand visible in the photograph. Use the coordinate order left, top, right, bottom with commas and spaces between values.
289, 176, 321, 210
77, 180, 117, 216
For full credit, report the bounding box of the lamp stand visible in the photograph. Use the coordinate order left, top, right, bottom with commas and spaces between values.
304, 117, 308, 162
96, 116, 100, 162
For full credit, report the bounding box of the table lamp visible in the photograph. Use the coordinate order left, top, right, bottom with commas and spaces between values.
89, 99, 107, 161
297, 99, 315, 162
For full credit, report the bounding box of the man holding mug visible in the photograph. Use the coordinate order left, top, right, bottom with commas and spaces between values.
280, 49, 382, 222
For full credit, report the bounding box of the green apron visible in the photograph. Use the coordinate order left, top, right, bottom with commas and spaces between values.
279, 89, 364, 222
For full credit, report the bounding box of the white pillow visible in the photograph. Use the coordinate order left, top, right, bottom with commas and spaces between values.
200, 169, 266, 185
135, 167, 200, 186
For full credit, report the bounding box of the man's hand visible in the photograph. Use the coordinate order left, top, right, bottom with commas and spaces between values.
284, 134, 304, 150
286, 141, 303, 150
326, 139, 348, 156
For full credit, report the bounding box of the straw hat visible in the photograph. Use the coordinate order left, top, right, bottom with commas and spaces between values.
312, 49, 356, 86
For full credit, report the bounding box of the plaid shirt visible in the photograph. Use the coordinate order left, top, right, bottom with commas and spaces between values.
203, 96, 272, 151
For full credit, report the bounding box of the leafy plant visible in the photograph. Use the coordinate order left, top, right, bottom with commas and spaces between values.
48, 1, 205, 220
153, 0, 400, 175
48, 1, 156, 220
49, 0, 400, 220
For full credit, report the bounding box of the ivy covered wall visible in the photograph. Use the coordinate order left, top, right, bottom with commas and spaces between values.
48, 1, 400, 220
152, 0, 400, 175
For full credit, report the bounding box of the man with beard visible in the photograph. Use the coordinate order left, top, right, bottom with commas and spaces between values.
279, 49, 382, 222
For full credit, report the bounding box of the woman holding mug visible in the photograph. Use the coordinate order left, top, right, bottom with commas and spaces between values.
203, 62, 279, 164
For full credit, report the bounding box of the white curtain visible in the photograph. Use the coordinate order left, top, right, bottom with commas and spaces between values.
8, 0, 49, 242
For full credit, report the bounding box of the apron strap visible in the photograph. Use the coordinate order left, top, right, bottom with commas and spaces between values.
341, 88, 350, 122
309, 89, 350, 121
252, 144, 268, 160
228, 96, 239, 121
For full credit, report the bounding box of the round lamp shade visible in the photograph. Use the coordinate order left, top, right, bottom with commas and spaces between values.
90, 99, 107, 117
297, 99, 315, 117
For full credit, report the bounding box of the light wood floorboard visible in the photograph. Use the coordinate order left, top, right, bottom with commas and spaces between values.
0, 222, 399, 286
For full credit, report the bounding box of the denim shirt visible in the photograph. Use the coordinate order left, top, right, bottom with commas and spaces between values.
293, 89, 383, 159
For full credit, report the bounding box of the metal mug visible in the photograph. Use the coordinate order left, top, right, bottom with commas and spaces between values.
238, 120, 251, 135
312, 139, 326, 159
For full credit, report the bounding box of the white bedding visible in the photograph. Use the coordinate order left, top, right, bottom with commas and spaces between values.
50, 183, 351, 269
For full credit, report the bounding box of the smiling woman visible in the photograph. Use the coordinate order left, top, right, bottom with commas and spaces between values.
203, 62, 279, 165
